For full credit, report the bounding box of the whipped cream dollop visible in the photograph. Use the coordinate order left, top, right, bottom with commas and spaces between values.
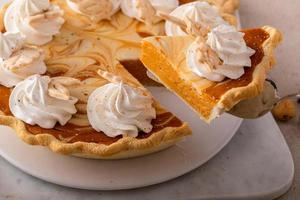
0, 32, 46, 88
67, 0, 121, 22
187, 24, 255, 82
0, 32, 24, 60
87, 82, 156, 138
9, 75, 78, 129
4, 0, 65, 45
121, 0, 179, 24
165, 1, 227, 36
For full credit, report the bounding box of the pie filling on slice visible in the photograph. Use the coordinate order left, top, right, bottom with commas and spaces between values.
141, 27, 282, 122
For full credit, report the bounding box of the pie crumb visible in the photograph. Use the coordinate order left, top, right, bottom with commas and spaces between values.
272, 99, 297, 121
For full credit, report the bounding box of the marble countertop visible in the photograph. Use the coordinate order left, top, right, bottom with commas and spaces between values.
240, 0, 300, 199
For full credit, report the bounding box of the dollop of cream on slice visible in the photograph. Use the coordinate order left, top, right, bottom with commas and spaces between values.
4, 0, 65, 45
187, 24, 255, 82
165, 1, 227, 36
66, 0, 121, 22
0, 33, 46, 88
87, 82, 156, 138
9, 75, 79, 129
187, 37, 224, 82
121, 0, 179, 25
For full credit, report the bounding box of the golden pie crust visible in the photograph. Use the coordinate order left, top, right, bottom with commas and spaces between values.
0, 109, 190, 159
140, 26, 283, 122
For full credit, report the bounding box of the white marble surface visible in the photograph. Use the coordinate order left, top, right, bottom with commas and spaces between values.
0, 114, 294, 200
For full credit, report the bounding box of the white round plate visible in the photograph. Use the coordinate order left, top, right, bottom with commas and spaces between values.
0, 87, 242, 190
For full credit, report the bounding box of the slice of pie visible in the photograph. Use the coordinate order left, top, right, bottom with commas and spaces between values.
141, 26, 282, 122
0, 0, 193, 159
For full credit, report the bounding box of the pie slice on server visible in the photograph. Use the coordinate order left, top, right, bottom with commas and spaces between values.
141, 26, 282, 122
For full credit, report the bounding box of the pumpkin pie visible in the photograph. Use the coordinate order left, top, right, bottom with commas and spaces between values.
0, 0, 196, 159
0, 0, 245, 159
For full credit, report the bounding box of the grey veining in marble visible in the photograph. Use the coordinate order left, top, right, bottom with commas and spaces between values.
0, 114, 294, 200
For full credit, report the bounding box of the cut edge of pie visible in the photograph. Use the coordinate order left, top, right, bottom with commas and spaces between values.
140, 26, 283, 123
0, 112, 191, 159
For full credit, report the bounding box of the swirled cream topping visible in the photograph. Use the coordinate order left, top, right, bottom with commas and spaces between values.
187, 24, 255, 82
0, 33, 47, 88
4, 0, 65, 45
9, 75, 79, 129
87, 80, 156, 138
66, 0, 121, 22
165, 1, 227, 36
121, 0, 179, 25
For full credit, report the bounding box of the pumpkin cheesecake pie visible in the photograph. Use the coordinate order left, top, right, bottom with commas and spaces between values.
0, 0, 194, 159
0, 0, 275, 159
141, 11, 282, 122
